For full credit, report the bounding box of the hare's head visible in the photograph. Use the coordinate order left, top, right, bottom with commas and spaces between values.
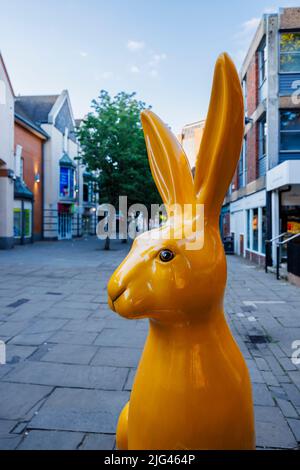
108, 53, 244, 323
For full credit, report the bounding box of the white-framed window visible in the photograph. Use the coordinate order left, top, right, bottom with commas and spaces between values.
280, 32, 300, 73
258, 37, 267, 102
246, 207, 266, 255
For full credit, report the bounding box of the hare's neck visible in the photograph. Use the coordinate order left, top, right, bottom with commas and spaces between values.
148, 308, 231, 347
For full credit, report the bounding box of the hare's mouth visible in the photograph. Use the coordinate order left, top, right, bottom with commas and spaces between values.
112, 287, 127, 304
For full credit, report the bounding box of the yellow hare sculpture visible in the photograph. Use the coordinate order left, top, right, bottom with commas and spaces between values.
107, 53, 255, 450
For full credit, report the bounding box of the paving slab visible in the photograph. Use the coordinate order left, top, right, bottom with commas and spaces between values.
17, 430, 84, 450
3, 361, 128, 390
28, 388, 130, 433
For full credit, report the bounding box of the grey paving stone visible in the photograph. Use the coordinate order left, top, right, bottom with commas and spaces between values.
38, 308, 91, 320
0, 382, 52, 420
95, 328, 147, 348
21, 318, 68, 335
48, 330, 98, 345
0, 434, 22, 449
4, 361, 128, 390
281, 383, 300, 407
79, 433, 115, 450
62, 319, 106, 333
6, 345, 36, 364
255, 357, 270, 371
17, 430, 84, 450
8, 332, 55, 346
40, 344, 98, 365
261, 371, 280, 387
28, 388, 129, 433
276, 398, 298, 418
124, 369, 136, 391
0, 321, 29, 337
252, 384, 275, 406
288, 418, 300, 442
91, 347, 142, 368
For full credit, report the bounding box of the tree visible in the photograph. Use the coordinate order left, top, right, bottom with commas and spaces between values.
77, 91, 161, 212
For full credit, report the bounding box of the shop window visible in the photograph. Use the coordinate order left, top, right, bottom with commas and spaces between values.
280, 32, 300, 73
280, 110, 300, 152
13, 208, 32, 238
60, 166, 75, 199
252, 208, 259, 252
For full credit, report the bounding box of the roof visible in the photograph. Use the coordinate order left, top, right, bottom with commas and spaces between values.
59, 152, 76, 168
15, 111, 49, 140
14, 177, 33, 200
15, 95, 59, 125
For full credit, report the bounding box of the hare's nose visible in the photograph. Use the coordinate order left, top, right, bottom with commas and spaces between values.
107, 273, 126, 303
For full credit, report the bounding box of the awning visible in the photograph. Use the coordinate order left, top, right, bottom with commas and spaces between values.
267, 160, 300, 191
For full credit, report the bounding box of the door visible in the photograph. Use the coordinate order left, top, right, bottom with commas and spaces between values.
58, 212, 72, 240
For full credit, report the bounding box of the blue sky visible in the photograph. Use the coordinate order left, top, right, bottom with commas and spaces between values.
0, 0, 299, 132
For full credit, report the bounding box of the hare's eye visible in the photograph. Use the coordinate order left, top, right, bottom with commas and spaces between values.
159, 249, 174, 262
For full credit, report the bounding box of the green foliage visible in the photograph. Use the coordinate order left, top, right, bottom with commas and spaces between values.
77, 91, 161, 210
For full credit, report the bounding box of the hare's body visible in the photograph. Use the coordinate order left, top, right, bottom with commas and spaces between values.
124, 316, 254, 449
108, 53, 255, 449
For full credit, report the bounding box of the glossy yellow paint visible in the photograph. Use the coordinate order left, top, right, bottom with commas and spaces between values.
107, 53, 255, 450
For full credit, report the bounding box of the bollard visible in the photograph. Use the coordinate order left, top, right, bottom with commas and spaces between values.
107, 53, 255, 450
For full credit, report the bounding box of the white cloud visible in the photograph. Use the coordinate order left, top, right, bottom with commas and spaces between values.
150, 69, 158, 78
148, 52, 167, 67
236, 17, 261, 39
79, 51, 88, 57
130, 65, 140, 74
100, 71, 113, 80
127, 40, 145, 52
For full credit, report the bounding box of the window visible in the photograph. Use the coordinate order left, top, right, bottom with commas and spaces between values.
280, 110, 300, 152
252, 208, 259, 252
13, 209, 21, 238
20, 157, 24, 181
258, 118, 267, 176
238, 138, 247, 188
13, 208, 32, 238
59, 166, 75, 199
258, 38, 267, 101
238, 153, 244, 188
242, 78, 248, 116
280, 32, 300, 73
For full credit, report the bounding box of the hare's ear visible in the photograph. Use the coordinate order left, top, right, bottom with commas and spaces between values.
194, 53, 244, 222
141, 110, 195, 209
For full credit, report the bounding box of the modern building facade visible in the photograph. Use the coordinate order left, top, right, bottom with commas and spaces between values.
0, 52, 15, 249
223, 7, 300, 276
178, 120, 205, 171
14, 108, 48, 243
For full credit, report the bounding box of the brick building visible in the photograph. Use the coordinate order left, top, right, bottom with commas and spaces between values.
14, 110, 48, 242
178, 120, 205, 171
222, 7, 300, 282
